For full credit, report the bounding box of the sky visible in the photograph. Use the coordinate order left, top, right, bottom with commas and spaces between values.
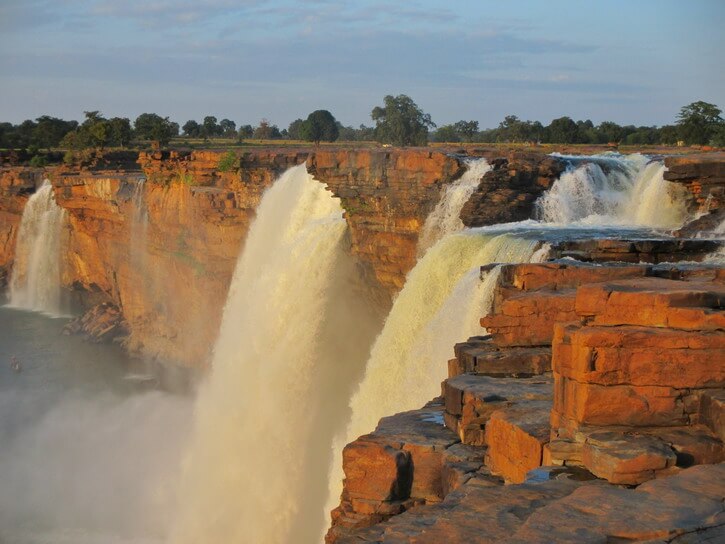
1, 0, 723, 129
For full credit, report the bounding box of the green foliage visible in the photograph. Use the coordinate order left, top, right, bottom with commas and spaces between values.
238, 124, 254, 139
183, 120, 201, 137
371, 94, 435, 146
175, 171, 194, 185
287, 119, 304, 140
299, 110, 339, 143
676, 101, 723, 145
29, 154, 47, 167
253, 119, 282, 139
202, 116, 219, 138
134, 113, 178, 145
219, 119, 236, 137
217, 150, 238, 172
431, 125, 460, 143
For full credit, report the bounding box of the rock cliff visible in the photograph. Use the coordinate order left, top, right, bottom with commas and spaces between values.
328, 261, 725, 542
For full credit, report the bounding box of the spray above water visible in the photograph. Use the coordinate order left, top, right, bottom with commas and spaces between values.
8, 180, 67, 316
536, 154, 689, 229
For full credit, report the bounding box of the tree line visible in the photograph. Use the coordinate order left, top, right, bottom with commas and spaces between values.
1, 97, 722, 160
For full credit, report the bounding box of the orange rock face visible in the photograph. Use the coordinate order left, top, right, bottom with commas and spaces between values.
307, 149, 465, 299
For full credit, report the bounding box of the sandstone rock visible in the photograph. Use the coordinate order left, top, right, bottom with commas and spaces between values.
451, 336, 551, 377
513, 463, 725, 543
63, 302, 128, 343
460, 152, 565, 227
700, 389, 725, 440
443, 374, 552, 445
582, 431, 677, 485
548, 239, 720, 264
484, 400, 552, 483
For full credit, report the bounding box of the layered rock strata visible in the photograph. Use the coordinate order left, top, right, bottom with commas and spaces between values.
330, 261, 725, 542
307, 149, 465, 296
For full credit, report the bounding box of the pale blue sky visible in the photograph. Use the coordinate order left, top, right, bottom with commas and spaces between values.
1, 0, 723, 128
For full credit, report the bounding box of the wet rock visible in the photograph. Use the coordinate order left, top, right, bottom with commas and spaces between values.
63, 302, 128, 343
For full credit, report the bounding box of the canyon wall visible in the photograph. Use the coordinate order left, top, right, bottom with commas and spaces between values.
1, 149, 722, 369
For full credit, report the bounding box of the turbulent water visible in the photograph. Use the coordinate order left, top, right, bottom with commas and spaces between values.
8, 181, 67, 315
536, 154, 689, 228
171, 165, 380, 543
417, 157, 490, 254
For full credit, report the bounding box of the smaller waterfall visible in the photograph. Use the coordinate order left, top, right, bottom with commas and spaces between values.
536, 154, 689, 228
130, 177, 149, 268
8, 180, 67, 316
417, 158, 491, 254
324, 231, 539, 527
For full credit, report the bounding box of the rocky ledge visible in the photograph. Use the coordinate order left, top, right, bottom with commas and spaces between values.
328, 261, 725, 543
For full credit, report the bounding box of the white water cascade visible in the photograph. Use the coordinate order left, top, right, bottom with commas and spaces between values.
536, 154, 689, 228
8, 180, 67, 315
130, 177, 149, 269
323, 231, 539, 529
417, 157, 491, 254
171, 165, 379, 544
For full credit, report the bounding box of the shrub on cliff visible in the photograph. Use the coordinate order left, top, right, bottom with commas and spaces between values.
299, 110, 339, 144
217, 151, 238, 172
371, 94, 435, 147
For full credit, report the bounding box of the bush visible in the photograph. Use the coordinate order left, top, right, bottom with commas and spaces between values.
217, 150, 238, 172
29, 154, 47, 167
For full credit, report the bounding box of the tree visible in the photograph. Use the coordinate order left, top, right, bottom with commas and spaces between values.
238, 124, 254, 140
547, 116, 580, 144
676, 101, 723, 145
253, 119, 281, 139
287, 119, 304, 140
219, 118, 236, 137
107, 117, 132, 147
32, 116, 77, 150
202, 116, 220, 138
431, 125, 460, 142
134, 113, 177, 145
183, 120, 201, 137
371, 94, 435, 146
299, 109, 339, 144
453, 120, 479, 142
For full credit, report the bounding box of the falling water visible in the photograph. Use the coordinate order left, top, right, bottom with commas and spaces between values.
536, 154, 689, 228
171, 165, 379, 543
130, 177, 149, 269
417, 158, 491, 254
323, 232, 539, 527
8, 180, 67, 315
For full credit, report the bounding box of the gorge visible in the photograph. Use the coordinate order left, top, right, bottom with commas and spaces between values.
0, 146, 723, 543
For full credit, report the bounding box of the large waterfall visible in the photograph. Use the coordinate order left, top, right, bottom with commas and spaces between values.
171, 165, 380, 543
536, 153, 689, 228
8, 180, 67, 316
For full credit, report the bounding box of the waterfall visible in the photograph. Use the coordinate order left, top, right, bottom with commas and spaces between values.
171, 164, 379, 544
535, 154, 689, 228
323, 231, 539, 529
417, 158, 491, 255
8, 180, 67, 316
130, 177, 149, 269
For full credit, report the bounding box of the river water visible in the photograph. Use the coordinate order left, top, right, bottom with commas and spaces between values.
0, 304, 192, 544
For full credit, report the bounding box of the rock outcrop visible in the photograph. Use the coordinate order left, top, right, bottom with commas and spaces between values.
329, 261, 725, 542
307, 149, 465, 296
460, 151, 565, 226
